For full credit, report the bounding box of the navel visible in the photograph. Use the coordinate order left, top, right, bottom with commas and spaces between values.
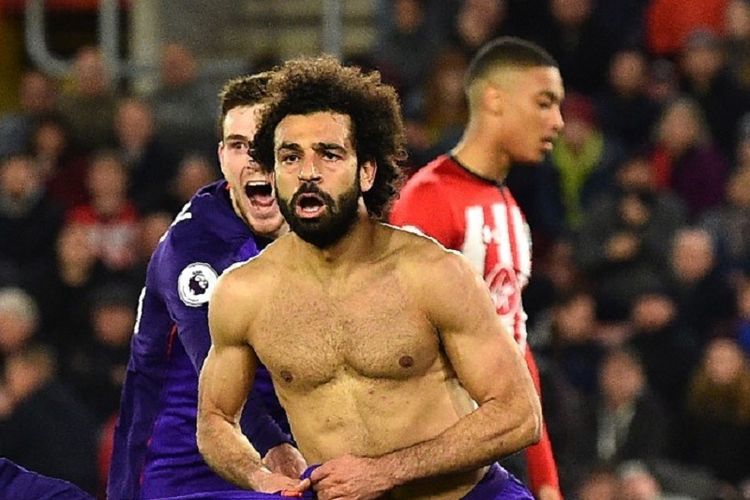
279, 370, 294, 383
398, 355, 414, 368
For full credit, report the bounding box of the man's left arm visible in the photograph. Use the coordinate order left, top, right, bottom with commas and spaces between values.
386, 252, 541, 478
312, 252, 541, 496
524, 347, 563, 500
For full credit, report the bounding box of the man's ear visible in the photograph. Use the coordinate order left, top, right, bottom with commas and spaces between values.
483, 83, 505, 115
217, 141, 227, 176
359, 160, 377, 192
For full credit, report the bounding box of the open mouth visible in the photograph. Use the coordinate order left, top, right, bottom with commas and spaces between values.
295, 192, 326, 218
244, 181, 275, 208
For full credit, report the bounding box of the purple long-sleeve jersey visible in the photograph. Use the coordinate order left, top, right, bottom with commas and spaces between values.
108, 181, 292, 500
0, 458, 93, 500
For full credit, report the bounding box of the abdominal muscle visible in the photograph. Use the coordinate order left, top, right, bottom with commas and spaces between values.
276, 364, 486, 499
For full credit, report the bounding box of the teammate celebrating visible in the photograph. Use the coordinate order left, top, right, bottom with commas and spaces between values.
108, 73, 305, 499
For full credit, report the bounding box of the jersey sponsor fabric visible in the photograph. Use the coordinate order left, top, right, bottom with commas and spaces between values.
391, 155, 532, 349
108, 181, 290, 500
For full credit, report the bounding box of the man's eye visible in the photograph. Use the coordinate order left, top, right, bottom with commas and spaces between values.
322, 151, 340, 160
230, 142, 249, 150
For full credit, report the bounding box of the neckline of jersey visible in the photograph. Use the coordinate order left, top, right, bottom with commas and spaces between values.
448, 154, 506, 187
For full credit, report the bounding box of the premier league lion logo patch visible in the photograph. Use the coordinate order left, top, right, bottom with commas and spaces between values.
178, 262, 218, 307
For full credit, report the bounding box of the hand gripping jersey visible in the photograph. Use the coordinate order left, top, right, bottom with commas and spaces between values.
390, 155, 560, 496
108, 181, 291, 500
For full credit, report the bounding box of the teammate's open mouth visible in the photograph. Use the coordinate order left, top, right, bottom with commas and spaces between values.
244, 181, 275, 208
295, 193, 326, 218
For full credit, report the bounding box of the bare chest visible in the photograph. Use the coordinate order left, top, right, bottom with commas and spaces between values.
251, 270, 439, 389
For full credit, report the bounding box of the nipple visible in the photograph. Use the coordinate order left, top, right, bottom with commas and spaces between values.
280, 370, 294, 383
398, 355, 414, 368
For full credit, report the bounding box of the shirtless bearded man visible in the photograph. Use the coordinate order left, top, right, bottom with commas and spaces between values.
197, 56, 541, 500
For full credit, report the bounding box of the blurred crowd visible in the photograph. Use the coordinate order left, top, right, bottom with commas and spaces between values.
1, 0, 750, 498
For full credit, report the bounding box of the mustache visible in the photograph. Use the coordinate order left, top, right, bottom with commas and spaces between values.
289, 182, 335, 207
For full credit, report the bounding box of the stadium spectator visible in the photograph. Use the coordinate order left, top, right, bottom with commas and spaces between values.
56, 46, 116, 152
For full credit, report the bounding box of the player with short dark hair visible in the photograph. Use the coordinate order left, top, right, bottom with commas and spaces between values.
391, 36, 566, 500
108, 73, 305, 500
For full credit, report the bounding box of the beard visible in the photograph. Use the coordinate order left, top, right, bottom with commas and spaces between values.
277, 177, 361, 249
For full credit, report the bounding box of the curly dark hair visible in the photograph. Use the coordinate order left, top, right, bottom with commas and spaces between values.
217, 72, 272, 137
253, 56, 406, 219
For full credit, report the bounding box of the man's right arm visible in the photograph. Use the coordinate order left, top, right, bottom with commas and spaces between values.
168, 268, 294, 458
161, 219, 295, 458
196, 270, 307, 493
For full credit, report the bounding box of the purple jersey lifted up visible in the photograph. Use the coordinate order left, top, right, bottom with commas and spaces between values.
108, 181, 292, 500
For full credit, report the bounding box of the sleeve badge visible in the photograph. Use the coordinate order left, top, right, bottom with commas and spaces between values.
177, 262, 219, 307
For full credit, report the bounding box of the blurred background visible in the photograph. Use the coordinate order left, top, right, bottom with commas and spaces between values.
1, 1, 750, 498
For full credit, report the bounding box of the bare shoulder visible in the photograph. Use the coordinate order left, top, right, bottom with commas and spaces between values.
384, 224, 479, 290
222, 234, 296, 290
383, 224, 493, 331
208, 236, 293, 343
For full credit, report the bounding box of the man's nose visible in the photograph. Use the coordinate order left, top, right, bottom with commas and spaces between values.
246, 157, 266, 175
298, 158, 321, 182
246, 147, 264, 170
553, 107, 565, 132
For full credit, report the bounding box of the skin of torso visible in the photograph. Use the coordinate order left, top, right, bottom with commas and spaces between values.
235, 224, 486, 499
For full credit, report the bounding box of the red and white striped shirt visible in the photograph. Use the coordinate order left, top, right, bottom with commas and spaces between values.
391, 155, 562, 495
390, 155, 532, 349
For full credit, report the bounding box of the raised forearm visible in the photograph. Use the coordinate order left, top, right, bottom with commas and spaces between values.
196, 410, 267, 490
380, 393, 541, 487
